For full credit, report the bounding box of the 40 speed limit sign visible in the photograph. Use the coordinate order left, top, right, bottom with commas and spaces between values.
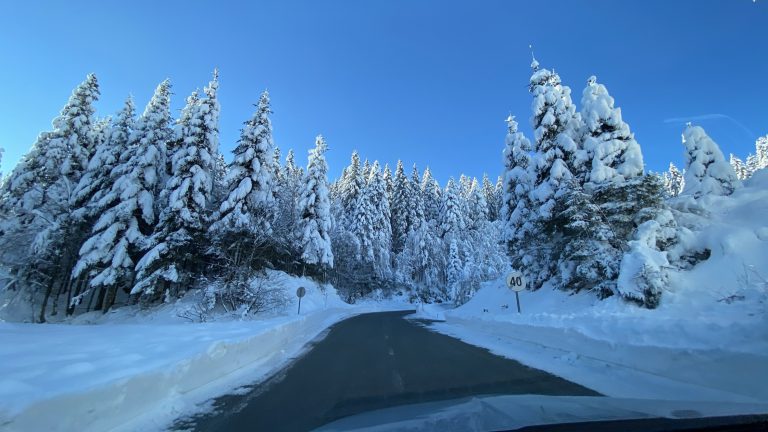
506, 271, 527, 292
505, 271, 526, 313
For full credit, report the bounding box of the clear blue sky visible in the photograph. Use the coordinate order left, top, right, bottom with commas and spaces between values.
0, 0, 765, 183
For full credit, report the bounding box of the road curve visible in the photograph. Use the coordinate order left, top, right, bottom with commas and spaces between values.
175, 310, 599, 431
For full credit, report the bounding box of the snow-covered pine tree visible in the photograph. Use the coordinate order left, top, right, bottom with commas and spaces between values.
382, 163, 394, 203
526, 58, 583, 289
579, 76, 644, 185
459, 174, 472, 198
663, 162, 685, 197
494, 175, 503, 216
439, 178, 465, 241
528, 58, 582, 220
0, 74, 100, 320
409, 165, 426, 231
555, 180, 620, 297
681, 124, 740, 198
296, 135, 334, 270
745, 154, 759, 178
500, 115, 533, 253
467, 178, 488, 231
367, 161, 392, 278
362, 159, 372, 180
210, 90, 276, 242
446, 238, 462, 302
729, 154, 748, 181
421, 167, 441, 226
349, 169, 376, 264
271, 146, 282, 197
134, 74, 220, 300
72, 79, 171, 312
390, 160, 412, 254
481, 174, 498, 221
338, 151, 363, 230
755, 135, 768, 172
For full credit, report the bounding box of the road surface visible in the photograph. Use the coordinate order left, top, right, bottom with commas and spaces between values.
176, 310, 599, 431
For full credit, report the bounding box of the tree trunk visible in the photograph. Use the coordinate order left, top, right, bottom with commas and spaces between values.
94, 286, 106, 311
38, 280, 55, 323
85, 283, 98, 313
67, 277, 84, 316
102, 285, 118, 313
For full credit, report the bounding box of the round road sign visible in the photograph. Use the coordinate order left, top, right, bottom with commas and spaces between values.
506, 271, 526, 292
296, 286, 306, 298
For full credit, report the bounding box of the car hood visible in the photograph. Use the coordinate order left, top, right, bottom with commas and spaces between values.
315, 394, 768, 432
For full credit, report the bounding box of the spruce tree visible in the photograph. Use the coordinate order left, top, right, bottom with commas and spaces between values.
528, 58, 581, 220
210, 90, 276, 239
134, 74, 219, 299
421, 167, 441, 225
663, 163, 684, 197
579, 76, 644, 185
501, 115, 533, 252
72, 79, 171, 311
367, 161, 392, 277
296, 135, 334, 270
729, 154, 748, 181
681, 124, 740, 198
481, 174, 498, 221
0, 74, 100, 320
391, 160, 411, 254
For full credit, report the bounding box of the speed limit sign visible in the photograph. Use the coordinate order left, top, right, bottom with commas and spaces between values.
506, 271, 526, 313
506, 271, 526, 292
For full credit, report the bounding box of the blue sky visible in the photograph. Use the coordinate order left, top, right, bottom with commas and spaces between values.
0, 0, 765, 184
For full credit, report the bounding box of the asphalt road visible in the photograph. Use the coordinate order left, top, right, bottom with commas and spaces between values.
176, 310, 599, 431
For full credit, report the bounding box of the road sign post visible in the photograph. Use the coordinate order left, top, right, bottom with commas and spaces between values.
296, 286, 306, 315
505, 271, 526, 313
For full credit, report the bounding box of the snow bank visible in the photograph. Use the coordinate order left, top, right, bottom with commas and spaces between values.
0, 272, 412, 432
436, 175, 768, 403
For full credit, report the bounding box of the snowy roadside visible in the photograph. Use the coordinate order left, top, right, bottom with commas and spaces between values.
428, 280, 768, 405
0, 279, 413, 432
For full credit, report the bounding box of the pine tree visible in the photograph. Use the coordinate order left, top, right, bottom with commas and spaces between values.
349, 170, 376, 263
134, 74, 219, 299
755, 136, 768, 172
439, 178, 465, 241
556, 181, 620, 297
367, 161, 392, 277
210, 90, 276, 239
390, 160, 411, 254
382, 163, 394, 203
579, 76, 644, 185
481, 174, 498, 221
745, 154, 759, 177
466, 177, 488, 230
338, 151, 363, 230
501, 115, 533, 249
663, 162, 685, 197
729, 154, 748, 181
421, 167, 441, 225
447, 238, 462, 302
0, 74, 100, 320
528, 59, 581, 220
409, 164, 425, 231
72, 79, 171, 311
296, 135, 334, 269
681, 124, 740, 198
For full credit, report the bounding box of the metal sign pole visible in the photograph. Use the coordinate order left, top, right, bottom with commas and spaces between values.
515, 291, 521, 313
297, 296, 302, 315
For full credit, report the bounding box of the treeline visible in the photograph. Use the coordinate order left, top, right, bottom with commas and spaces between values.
0, 71, 508, 322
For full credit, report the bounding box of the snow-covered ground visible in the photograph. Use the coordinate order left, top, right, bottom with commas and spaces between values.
0, 272, 412, 432
430, 173, 768, 406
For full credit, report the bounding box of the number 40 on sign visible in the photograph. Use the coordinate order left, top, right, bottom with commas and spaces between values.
506, 271, 526, 313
